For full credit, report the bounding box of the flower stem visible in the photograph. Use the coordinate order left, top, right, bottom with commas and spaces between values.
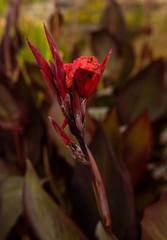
78, 135, 112, 234
86, 145, 112, 231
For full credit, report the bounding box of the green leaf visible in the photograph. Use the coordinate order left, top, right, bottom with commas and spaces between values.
0, 159, 18, 182
141, 192, 167, 240
116, 59, 165, 124
71, 124, 138, 240
0, 177, 24, 240
95, 221, 118, 240
123, 113, 152, 187
24, 159, 88, 240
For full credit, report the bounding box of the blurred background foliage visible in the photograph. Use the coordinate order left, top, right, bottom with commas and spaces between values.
1, 0, 167, 240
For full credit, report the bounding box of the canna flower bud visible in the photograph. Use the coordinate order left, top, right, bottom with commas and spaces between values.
81, 98, 87, 118
75, 113, 83, 132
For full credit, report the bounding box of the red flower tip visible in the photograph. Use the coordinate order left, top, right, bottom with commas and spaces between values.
61, 118, 69, 129
43, 23, 63, 67
100, 49, 112, 76
48, 116, 71, 146
40, 70, 59, 99
27, 38, 53, 83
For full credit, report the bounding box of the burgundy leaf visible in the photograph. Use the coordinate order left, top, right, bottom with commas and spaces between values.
24, 159, 88, 240
141, 192, 167, 240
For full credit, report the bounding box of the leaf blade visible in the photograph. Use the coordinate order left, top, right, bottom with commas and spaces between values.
141, 192, 167, 240
24, 159, 88, 240
0, 176, 24, 240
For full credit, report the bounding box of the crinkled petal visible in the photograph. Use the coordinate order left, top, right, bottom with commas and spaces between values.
64, 63, 77, 88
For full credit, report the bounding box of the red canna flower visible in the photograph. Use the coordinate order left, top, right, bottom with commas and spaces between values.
64, 53, 111, 99
27, 24, 111, 157
27, 26, 113, 229
27, 24, 111, 102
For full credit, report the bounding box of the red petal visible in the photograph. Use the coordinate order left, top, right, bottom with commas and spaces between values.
41, 70, 61, 105
43, 24, 63, 68
84, 74, 99, 98
100, 49, 112, 76
27, 39, 53, 82
55, 64, 67, 99
43, 25, 68, 98
61, 118, 69, 129
75, 68, 86, 98
49, 116, 71, 146
40, 70, 55, 93
49, 60, 56, 75
49, 60, 67, 99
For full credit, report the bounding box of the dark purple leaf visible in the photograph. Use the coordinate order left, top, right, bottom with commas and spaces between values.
122, 113, 152, 187
23, 159, 88, 240
25, 62, 52, 99
141, 192, 167, 240
91, 0, 134, 84
103, 108, 122, 159
0, 176, 23, 240
116, 59, 165, 124
0, 80, 25, 131
15, 76, 44, 165
71, 124, 138, 240
0, 0, 22, 78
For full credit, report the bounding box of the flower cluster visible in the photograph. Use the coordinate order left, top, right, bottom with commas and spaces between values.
27, 24, 111, 163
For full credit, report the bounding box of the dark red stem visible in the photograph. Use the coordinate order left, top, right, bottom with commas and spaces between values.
12, 129, 25, 172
